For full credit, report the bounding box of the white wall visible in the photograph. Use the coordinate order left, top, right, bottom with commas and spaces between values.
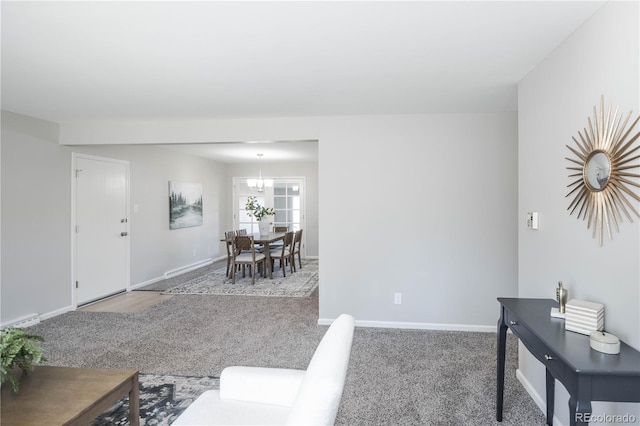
317, 113, 518, 327
1, 112, 70, 322
518, 2, 639, 424
1, 111, 230, 324
58, 111, 519, 329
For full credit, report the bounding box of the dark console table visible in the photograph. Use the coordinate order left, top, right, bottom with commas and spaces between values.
496, 298, 640, 426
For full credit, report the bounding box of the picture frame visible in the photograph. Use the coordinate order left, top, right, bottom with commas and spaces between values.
169, 181, 203, 230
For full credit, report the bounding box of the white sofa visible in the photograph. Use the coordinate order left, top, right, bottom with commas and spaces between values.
172, 314, 355, 426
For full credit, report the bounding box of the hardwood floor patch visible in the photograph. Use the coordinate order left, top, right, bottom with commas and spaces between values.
79, 291, 172, 313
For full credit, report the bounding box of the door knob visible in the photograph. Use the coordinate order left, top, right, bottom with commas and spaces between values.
121, 232, 128, 237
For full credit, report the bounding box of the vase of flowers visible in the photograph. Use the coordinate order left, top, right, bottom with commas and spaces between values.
245, 196, 275, 235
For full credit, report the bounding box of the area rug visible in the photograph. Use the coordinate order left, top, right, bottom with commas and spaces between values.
162, 259, 318, 297
91, 373, 219, 426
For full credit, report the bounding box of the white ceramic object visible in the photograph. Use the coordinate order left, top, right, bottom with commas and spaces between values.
589, 331, 620, 355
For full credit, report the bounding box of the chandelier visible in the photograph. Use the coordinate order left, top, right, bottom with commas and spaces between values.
247, 153, 273, 193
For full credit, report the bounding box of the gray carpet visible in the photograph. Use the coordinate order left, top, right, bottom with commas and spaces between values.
28, 289, 546, 425
162, 259, 318, 297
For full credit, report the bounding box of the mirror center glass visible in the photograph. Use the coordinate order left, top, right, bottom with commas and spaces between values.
584, 151, 611, 190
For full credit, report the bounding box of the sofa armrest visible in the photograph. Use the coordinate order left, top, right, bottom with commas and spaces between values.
286, 314, 355, 426
220, 366, 306, 407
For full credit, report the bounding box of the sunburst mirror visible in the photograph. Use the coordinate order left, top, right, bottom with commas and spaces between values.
566, 96, 640, 246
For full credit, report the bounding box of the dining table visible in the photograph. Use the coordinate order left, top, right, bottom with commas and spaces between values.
224, 232, 286, 279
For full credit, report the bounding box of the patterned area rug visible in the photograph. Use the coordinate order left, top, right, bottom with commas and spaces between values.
91, 373, 218, 426
162, 259, 318, 297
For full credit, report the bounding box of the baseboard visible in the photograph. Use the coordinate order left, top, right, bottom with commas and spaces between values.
40, 305, 75, 321
164, 258, 214, 279
317, 318, 495, 332
1, 313, 40, 328
2, 304, 75, 329
131, 276, 165, 290
131, 256, 226, 290
516, 368, 564, 426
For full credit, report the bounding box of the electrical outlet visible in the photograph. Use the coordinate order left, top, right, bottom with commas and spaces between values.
192, 249, 197, 257
394, 293, 402, 305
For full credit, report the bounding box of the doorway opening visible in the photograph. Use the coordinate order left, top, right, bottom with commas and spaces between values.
233, 177, 305, 257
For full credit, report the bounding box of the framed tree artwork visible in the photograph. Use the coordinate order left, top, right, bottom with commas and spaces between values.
169, 181, 203, 230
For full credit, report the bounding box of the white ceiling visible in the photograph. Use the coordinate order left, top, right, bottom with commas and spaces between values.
155, 139, 319, 163
1, 1, 606, 163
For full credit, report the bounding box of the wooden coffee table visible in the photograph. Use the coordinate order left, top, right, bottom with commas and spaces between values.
1, 365, 139, 426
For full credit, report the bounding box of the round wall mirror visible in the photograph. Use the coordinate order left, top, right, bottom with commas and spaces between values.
584, 151, 611, 191
566, 96, 640, 246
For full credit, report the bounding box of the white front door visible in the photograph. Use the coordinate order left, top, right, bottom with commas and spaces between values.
73, 154, 130, 305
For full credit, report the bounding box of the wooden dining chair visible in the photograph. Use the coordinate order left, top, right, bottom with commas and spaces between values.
231, 235, 266, 285
237, 227, 266, 252
268, 226, 289, 251
224, 230, 236, 278
292, 229, 303, 271
269, 231, 295, 277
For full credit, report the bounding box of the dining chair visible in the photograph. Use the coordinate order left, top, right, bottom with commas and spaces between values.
224, 230, 236, 278
237, 228, 261, 249
268, 226, 289, 251
269, 231, 295, 277
231, 235, 266, 285
292, 229, 303, 271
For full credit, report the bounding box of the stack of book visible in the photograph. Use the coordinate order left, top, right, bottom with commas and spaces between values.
565, 299, 604, 335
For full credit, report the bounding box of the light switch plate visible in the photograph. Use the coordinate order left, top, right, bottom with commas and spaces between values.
526, 212, 539, 229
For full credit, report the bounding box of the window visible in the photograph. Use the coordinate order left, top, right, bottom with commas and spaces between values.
234, 177, 304, 235
273, 180, 302, 232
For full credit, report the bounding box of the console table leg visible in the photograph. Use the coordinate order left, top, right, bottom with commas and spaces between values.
569, 397, 591, 426
545, 368, 554, 426
496, 313, 508, 422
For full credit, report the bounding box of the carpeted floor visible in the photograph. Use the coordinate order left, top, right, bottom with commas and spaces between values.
28, 282, 546, 425
161, 259, 318, 297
